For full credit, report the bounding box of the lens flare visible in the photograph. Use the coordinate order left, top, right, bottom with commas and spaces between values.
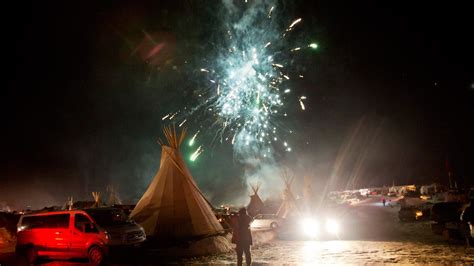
301, 217, 318, 238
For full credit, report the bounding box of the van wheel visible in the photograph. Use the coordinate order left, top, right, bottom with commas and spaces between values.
88, 246, 105, 265
25, 246, 37, 265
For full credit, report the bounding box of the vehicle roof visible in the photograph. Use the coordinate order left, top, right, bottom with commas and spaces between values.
83, 207, 120, 211
21, 209, 87, 217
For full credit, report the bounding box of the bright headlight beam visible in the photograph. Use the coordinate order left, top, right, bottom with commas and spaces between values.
325, 219, 340, 235
301, 218, 318, 238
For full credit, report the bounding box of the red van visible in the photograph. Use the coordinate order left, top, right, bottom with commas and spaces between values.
16, 208, 146, 265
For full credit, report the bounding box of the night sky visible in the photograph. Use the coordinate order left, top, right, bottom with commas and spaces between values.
2, 0, 473, 209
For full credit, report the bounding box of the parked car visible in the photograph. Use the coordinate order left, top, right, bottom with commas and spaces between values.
430, 202, 466, 240
387, 192, 397, 197
16, 208, 146, 265
399, 203, 432, 222
250, 214, 283, 230
398, 206, 424, 222
468, 188, 474, 200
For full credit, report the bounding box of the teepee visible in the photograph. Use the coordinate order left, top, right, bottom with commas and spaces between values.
92, 192, 102, 208
276, 171, 299, 219
130, 126, 224, 241
106, 185, 122, 206
65, 196, 74, 210
247, 183, 264, 217
302, 175, 314, 212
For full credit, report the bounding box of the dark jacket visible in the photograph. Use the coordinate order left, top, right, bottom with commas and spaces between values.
232, 214, 253, 246
461, 204, 474, 224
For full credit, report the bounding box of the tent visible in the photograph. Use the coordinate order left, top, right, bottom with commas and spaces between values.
92, 192, 102, 208
247, 183, 264, 217
106, 185, 122, 206
130, 126, 225, 242
302, 175, 314, 212
276, 171, 299, 219
65, 196, 73, 210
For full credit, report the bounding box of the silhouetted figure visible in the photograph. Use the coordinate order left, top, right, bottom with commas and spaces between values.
461, 200, 474, 247
232, 207, 253, 266
382, 197, 386, 207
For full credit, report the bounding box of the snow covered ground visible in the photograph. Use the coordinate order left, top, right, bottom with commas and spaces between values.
183, 240, 474, 265
2, 197, 474, 265
182, 197, 474, 265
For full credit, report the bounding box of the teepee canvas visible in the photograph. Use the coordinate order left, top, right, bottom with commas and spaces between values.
130, 126, 224, 241
247, 183, 264, 217
302, 175, 314, 212
276, 171, 299, 219
106, 185, 122, 206
92, 192, 102, 208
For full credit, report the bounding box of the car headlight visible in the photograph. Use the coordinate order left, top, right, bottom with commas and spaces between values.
325, 218, 340, 235
104, 231, 111, 240
300, 218, 319, 238
415, 211, 423, 218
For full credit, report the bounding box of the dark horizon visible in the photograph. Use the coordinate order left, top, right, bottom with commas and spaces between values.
2, 0, 473, 209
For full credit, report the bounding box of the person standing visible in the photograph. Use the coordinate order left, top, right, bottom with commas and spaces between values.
461, 200, 474, 247
382, 196, 386, 207
232, 207, 253, 266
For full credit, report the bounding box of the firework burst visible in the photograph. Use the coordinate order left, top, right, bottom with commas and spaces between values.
164, 2, 314, 160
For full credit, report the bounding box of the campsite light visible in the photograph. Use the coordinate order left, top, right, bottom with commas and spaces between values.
104, 231, 111, 240
415, 210, 423, 219
325, 218, 340, 235
300, 217, 318, 238
308, 43, 318, 49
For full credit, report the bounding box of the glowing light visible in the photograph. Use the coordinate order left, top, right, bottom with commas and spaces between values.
299, 100, 305, 110
309, 43, 318, 49
268, 6, 274, 18
288, 18, 302, 30
190, 145, 204, 161
415, 211, 423, 218
299, 96, 306, 110
166, 4, 308, 159
169, 111, 179, 120
300, 218, 318, 238
161, 113, 170, 120
189, 131, 200, 147
325, 219, 340, 235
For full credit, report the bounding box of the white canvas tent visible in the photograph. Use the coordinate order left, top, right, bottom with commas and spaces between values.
302, 175, 314, 212
106, 185, 122, 206
65, 196, 73, 210
130, 126, 224, 241
276, 171, 299, 219
247, 183, 264, 217
92, 192, 102, 208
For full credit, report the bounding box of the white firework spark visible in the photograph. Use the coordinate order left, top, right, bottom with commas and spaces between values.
164, 3, 316, 160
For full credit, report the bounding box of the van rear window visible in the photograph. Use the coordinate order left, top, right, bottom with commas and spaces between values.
21, 214, 70, 230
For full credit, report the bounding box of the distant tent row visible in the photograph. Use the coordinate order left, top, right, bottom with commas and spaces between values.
246, 170, 309, 219
65, 186, 123, 210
